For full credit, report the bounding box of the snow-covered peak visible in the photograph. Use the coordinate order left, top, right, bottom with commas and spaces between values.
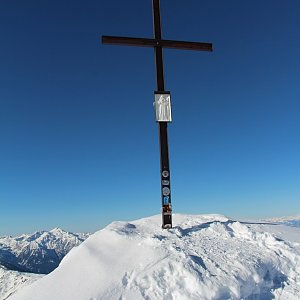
9, 214, 300, 300
49, 227, 75, 237
50, 227, 65, 233
0, 228, 90, 274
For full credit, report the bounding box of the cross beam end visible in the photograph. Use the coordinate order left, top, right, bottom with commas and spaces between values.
161, 39, 212, 52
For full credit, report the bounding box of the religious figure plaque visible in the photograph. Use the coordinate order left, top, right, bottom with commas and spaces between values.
154, 92, 172, 122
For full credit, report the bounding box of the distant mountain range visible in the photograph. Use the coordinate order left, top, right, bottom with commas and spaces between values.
0, 228, 90, 274
264, 215, 300, 227
0, 228, 90, 300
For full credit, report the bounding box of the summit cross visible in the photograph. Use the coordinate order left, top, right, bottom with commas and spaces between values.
102, 0, 213, 229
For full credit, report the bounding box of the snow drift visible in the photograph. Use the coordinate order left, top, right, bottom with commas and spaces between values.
10, 214, 300, 300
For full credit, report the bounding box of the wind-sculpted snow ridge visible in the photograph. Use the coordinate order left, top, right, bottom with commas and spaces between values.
10, 214, 300, 300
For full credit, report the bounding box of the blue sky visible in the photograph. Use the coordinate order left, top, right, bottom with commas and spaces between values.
1, 0, 300, 235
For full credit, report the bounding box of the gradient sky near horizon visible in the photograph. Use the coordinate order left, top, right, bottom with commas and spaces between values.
1, 0, 300, 235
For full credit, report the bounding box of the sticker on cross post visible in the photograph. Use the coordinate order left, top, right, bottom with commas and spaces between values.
162, 187, 170, 196
163, 196, 170, 205
162, 170, 169, 178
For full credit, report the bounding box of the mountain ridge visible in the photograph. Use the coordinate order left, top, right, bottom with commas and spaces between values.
0, 228, 90, 300
0, 227, 90, 274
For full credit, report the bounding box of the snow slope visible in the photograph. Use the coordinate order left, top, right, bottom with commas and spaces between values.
0, 265, 42, 300
10, 214, 300, 300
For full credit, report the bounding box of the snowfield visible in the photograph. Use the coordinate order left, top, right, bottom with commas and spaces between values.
0, 266, 42, 300
9, 214, 300, 300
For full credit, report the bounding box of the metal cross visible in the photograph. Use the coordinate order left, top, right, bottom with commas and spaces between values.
102, 0, 213, 229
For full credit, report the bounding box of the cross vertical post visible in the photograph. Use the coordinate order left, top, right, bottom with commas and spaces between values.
152, 0, 172, 228
101, 0, 213, 229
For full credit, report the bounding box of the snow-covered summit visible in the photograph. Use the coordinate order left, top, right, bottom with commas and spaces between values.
10, 214, 300, 300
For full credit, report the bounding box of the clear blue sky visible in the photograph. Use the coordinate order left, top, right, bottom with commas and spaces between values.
1, 0, 300, 235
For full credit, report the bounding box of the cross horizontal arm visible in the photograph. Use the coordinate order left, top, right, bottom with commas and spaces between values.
102, 36, 213, 52
161, 39, 212, 52
102, 36, 156, 47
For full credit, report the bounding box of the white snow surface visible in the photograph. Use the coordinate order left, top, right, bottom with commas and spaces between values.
9, 214, 300, 300
0, 266, 42, 300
